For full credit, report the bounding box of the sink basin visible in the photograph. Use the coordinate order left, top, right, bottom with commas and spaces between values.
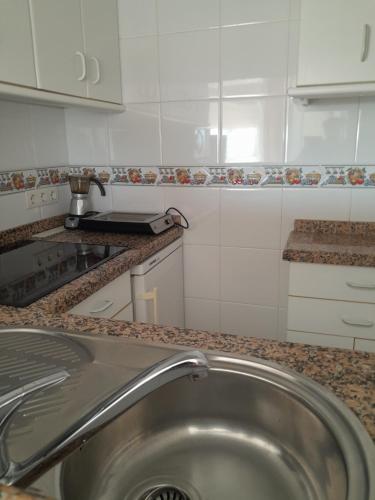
59, 352, 374, 500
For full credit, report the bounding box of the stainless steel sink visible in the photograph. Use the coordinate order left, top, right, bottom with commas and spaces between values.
1, 328, 372, 500
58, 351, 374, 500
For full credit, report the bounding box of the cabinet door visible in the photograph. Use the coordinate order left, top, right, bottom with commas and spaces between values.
68, 271, 132, 319
287, 331, 354, 350
298, 0, 375, 85
112, 303, 134, 322
354, 338, 375, 353
288, 296, 375, 340
29, 0, 86, 96
132, 247, 185, 328
0, 0, 36, 86
81, 0, 122, 103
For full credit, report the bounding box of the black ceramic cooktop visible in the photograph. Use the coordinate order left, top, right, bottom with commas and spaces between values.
0, 240, 126, 307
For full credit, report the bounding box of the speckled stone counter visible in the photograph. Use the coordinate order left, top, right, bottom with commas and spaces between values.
283, 219, 375, 267
0, 485, 51, 499
28, 225, 183, 314
0, 306, 374, 441
0, 216, 374, 499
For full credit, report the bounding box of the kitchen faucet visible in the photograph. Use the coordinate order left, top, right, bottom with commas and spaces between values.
0, 350, 209, 487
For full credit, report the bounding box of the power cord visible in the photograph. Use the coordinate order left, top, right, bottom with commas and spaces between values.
165, 207, 189, 230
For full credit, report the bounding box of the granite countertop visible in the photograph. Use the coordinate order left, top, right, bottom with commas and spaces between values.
0, 485, 51, 500
28, 225, 184, 314
0, 216, 374, 499
283, 219, 375, 267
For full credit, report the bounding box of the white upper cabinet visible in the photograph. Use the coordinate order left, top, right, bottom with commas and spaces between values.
81, 0, 122, 104
29, 0, 86, 97
297, 0, 375, 86
0, 0, 123, 108
0, 0, 36, 87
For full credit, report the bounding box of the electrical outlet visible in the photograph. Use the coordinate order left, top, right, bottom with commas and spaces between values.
26, 190, 40, 209
26, 188, 59, 209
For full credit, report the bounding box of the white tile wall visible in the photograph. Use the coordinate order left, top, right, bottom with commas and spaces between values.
65, 108, 109, 166
60, 0, 375, 341
221, 302, 278, 339
0, 101, 69, 230
157, 0, 220, 34
118, 0, 157, 38
0, 192, 40, 231
286, 98, 359, 164
89, 183, 113, 213
159, 29, 220, 101
112, 185, 165, 212
221, 22, 289, 97
163, 187, 220, 245
221, 247, 280, 306
108, 103, 161, 165
281, 188, 352, 246
350, 189, 375, 222
184, 245, 220, 300
185, 298, 221, 332
222, 97, 285, 163
40, 185, 71, 219
30, 105, 68, 167
0, 101, 35, 171
356, 98, 375, 164
161, 100, 219, 165
120, 36, 160, 103
221, 188, 282, 249
277, 307, 288, 338
221, 0, 290, 26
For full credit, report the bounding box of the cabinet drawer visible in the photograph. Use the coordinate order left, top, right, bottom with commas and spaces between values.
69, 271, 131, 319
289, 263, 375, 303
112, 303, 134, 322
354, 338, 375, 353
288, 296, 375, 340
287, 330, 354, 350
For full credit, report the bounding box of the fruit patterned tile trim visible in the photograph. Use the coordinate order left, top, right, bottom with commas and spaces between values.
0, 165, 375, 195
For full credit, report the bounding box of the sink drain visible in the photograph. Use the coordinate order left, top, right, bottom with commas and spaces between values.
141, 485, 190, 500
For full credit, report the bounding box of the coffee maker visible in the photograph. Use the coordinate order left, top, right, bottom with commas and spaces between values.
65, 174, 106, 229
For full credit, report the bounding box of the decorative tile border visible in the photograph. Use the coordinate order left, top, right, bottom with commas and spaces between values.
0, 168, 68, 195
1, 165, 375, 195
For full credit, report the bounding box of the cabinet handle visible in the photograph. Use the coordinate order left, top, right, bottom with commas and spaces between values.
137, 287, 159, 324
346, 281, 375, 289
360, 24, 371, 62
75, 51, 87, 81
89, 299, 114, 313
342, 317, 374, 327
90, 56, 101, 84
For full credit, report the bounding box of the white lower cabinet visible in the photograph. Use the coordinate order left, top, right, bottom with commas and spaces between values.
287, 331, 354, 350
354, 338, 375, 353
288, 297, 375, 339
68, 240, 184, 327
112, 303, 134, 322
68, 270, 132, 320
287, 262, 375, 352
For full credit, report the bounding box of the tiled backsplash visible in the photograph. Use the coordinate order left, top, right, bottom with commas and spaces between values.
1, 0, 375, 341
0, 168, 69, 195
2, 165, 375, 196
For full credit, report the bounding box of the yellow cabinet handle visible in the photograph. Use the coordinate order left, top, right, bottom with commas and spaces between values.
137, 287, 159, 324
